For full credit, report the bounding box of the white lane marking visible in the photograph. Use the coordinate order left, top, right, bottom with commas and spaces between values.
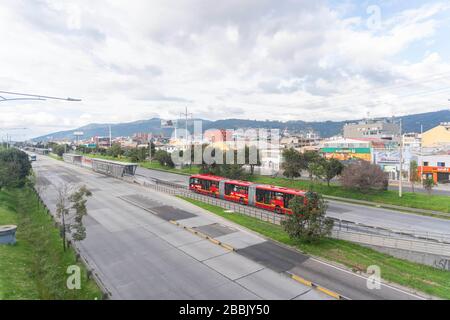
308, 256, 427, 300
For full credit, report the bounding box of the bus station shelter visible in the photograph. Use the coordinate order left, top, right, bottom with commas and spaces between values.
63, 153, 83, 165
91, 158, 138, 178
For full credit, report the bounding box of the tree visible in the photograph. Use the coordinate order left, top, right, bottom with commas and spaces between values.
423, 177, 436, 195
281, 148, 306, 179
303, 151, 322, 180
0, 161, 21, 190
48, 143, 67, 157
308, 161, 325, 184
0, 148, 32, 188
244, 145, 261, 176
281, 193, 333, 243
340, 160, 388, 193
322, 158, 344, 187
128, 147, 149, 162
409, 160, 420, 193
56, 183, 72, 251
154, 150, 174, 168
55, 183, 92, 251
68, 185, 92, 241
107, 143, 123, 158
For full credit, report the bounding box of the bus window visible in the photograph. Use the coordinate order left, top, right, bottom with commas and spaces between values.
264, 191, 272, 204
256, 189, 265, 203
237, 186, 248, 194
283, 194, 294, 208
225, 183, 233, 195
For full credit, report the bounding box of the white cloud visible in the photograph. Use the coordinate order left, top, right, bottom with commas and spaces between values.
0, 0, 449, 139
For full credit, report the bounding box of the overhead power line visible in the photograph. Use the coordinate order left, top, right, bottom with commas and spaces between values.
0, 90, 82, 102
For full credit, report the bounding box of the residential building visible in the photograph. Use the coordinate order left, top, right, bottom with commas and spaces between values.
421, 123, 450, 148
343, 118, 399, 140
403, 132, 421, 149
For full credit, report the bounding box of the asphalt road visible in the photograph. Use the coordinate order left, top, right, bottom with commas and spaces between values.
33, 157, 427, 300
135, 167, 450, 237
34, 157, 329, 300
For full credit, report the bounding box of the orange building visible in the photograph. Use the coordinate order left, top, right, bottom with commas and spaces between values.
418, 155, 450, 183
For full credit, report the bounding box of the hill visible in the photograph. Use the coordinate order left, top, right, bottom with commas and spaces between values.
33, 109, 450, 141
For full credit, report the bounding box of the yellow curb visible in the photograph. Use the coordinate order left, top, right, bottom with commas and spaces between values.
169, 220, 235, 252
316, 286, 342, 300
220, 243, 235, 251
291, 274, 313, 287
209, 238, 221, 245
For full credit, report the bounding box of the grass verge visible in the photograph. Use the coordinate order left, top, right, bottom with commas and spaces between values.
48, 153, 63, 161
178, 196, 450, 299
0, 187, 102, 300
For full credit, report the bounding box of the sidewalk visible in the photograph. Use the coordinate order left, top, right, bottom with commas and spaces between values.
389, 180, 450, 191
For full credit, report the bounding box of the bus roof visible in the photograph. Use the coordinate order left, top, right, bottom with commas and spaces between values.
224, 179, 252, 186
190, 174, 227, 182
256, 184, 307, 196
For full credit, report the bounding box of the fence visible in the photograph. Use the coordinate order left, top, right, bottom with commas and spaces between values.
332, 230, 450, 258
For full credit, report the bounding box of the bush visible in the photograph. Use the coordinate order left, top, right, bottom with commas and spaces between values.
154, 150, 174, 168
340, 160, 388, 193
281, 193, 333, 243
0, 148, 32, 188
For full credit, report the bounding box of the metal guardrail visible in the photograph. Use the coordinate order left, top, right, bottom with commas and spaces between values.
332, 218, 450, 244
331, 230, 450, 258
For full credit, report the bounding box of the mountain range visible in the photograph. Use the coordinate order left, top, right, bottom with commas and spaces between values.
33, 109, 450, 141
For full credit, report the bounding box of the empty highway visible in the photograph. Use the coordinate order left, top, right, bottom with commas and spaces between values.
33, 156, 427, 300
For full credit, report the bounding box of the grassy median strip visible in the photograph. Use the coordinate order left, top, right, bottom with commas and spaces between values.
178, 196, 450, 299
0, 188, 102, 300
48, 152, 63, 161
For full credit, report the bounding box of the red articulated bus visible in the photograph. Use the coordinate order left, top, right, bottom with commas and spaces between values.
189, 174, 312, 214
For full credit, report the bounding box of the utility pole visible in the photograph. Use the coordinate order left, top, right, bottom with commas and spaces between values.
109, 125, 112, 148
420, 123, 423, 183
180, 107, 192, 144
399, 119, 403, 198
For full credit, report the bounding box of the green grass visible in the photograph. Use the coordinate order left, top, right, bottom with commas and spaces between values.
178, 196, 450, 299
140, 160, 200, 175
251, 176, 450, 213
48, 153, 63, 161
0, 188, 102, 300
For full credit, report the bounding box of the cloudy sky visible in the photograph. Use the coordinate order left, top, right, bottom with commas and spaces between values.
0, 0, 450, 139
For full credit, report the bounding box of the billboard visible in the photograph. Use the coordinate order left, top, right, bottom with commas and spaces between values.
73, 131, 84, 136
161, 119, 177, 128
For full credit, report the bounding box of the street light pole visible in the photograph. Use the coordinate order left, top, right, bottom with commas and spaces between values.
399, 119, 403, 198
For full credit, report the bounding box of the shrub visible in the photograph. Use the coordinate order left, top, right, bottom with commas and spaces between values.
340, 160, 388, 193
